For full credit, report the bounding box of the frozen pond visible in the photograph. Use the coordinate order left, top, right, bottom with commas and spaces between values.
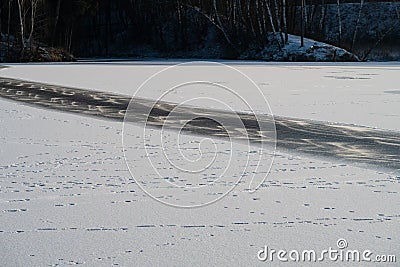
0, 61, 399, 266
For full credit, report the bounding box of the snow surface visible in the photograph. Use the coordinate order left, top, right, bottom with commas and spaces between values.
1, 61, 399, 131
0, 62, 399, 266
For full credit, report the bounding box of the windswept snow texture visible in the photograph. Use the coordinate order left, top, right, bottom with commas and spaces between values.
0, 62, 399, 266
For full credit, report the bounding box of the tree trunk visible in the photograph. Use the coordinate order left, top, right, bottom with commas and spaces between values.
319, 0, 327, 38
301, 0, 305, 47
282, 0, 288, 43
350, 0, 364, 52
247, 0, 256, 39
0, 4, 2, 34
304, 0, 308, 31
17, 0, 25, 56
265, 0, 281, 50
255, 0, 264, 42
53, 0, 61, 43
28, 0, 38, 43
336, 0, 342, 47
260, 0, 268, 41
7, 0, 12, 55
212, 0, 238, 53
273, 0, 284, 45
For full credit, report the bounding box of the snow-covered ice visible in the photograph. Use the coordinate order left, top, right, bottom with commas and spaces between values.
0, 61, 399, 266
1, 61, 399, 131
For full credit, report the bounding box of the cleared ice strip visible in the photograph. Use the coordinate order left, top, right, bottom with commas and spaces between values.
0, 77, 399, 170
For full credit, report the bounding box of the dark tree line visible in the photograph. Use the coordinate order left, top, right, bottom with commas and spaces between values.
0, 0, 398, 60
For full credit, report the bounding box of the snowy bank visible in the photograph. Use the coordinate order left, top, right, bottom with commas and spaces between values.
242, 34, 359, 62
0, 34, 75, 63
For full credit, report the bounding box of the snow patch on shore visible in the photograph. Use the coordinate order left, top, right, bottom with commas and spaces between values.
242, 34, 359, 62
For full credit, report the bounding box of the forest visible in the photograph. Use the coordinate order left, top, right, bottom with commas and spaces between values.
0, 0, 399, 62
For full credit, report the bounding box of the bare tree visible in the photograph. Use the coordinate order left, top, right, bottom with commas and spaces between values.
260, 0, 268, 41
212, 0, 235, 51
53, 0, 62, 41
247, 0, 256, 39
28, 0, 40, 43
7, 0, 12, 55
265, 0, 281, 50
184, 3, 239, 53
350, 0, 364, 52
336, 0, 342, 47
255, 0, 264, 41
319, 0, 327, 38
303, 0, 308, 30
17, 0, 26, 51
282, 0, 288, 43
273, 0, 284, 45
301, 0, 305, 47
